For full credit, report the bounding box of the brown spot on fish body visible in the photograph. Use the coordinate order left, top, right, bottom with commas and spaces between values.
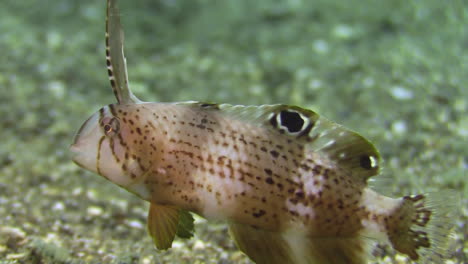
252, 209, 266, 218
265, 177, 274, 184
295, 191, 305, 199
270, 150, 279, 158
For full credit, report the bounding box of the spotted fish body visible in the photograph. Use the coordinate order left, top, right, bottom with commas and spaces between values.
70, 1, 455, 263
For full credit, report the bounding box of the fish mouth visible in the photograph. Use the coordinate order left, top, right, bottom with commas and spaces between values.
69, 143, 80, 154
69, 143, 86, 168
70, 142, 99, 173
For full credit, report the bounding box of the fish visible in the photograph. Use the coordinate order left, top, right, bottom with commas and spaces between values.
70, 0, 455, 263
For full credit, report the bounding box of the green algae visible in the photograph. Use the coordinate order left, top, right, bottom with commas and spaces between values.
0, 0, 466, 263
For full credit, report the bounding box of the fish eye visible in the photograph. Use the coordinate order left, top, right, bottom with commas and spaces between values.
101, 117, 120, 137
104, 124, 112, 133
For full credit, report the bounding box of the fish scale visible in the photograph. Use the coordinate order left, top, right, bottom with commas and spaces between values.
70, 0, 456, 263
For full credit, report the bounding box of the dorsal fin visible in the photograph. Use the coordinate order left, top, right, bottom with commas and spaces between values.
285, 105, 381, 182
106, 0, 141, 104
180, 102, 381, 183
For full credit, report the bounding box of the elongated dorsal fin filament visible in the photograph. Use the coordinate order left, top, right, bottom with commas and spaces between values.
106, 0, 141, 104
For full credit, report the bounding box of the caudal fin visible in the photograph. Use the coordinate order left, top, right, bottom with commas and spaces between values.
387, 192, 456, 262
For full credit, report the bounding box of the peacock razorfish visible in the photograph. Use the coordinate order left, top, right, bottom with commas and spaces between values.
70, 0, 455, 263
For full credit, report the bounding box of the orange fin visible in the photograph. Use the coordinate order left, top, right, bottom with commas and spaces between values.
147, 203, 180, 250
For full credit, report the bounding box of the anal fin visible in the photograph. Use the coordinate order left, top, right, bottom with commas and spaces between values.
229, 223, 294, 264
298, 236, 371, 264
229, 222, 371, 264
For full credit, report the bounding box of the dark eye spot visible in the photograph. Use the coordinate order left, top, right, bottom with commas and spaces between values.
269, 108, 315, 136
279, 110, 304, 133
103, 117, 120, 137
360, 155, 377, 170
104, 124, 112, 133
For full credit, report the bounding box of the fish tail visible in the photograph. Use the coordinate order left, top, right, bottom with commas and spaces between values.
386, 192, 456, 262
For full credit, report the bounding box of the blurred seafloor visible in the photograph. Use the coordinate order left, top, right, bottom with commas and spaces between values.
0, 0, 467, 263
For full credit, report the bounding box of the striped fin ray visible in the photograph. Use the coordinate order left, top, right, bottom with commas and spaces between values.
106, 0, 140, 104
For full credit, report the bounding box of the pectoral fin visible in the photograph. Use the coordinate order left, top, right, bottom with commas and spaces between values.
147, 204, 195, 250
147, 203, 180, 250
176, 209, 195, 239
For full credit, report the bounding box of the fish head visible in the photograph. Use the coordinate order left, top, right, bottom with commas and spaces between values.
70, 104, 149, 197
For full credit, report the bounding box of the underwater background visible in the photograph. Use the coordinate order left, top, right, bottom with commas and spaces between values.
0, 0, 466, 263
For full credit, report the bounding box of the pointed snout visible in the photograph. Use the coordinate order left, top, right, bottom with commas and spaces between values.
70, 111, 102, 173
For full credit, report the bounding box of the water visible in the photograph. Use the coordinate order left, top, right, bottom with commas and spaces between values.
0, 0, 466, 263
